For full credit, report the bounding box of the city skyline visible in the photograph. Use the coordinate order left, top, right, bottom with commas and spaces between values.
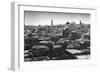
24, 11, 90, 26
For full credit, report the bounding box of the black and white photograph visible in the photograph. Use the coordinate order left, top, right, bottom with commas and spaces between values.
24, 11, 90, 62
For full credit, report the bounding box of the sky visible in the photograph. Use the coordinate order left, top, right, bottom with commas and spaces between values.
24, 11, 90, 26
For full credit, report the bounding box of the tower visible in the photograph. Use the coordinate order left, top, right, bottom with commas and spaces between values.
80, 20, 82, 25
50, 19, 54, 33
51, 19, 53, 26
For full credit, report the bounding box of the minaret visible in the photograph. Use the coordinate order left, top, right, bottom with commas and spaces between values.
80, 20, 82, 25
50, 19, 54, 33
51, 19, 53, 26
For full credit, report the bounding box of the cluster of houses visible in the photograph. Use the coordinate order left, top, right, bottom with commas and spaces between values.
24, 20, 90, 62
